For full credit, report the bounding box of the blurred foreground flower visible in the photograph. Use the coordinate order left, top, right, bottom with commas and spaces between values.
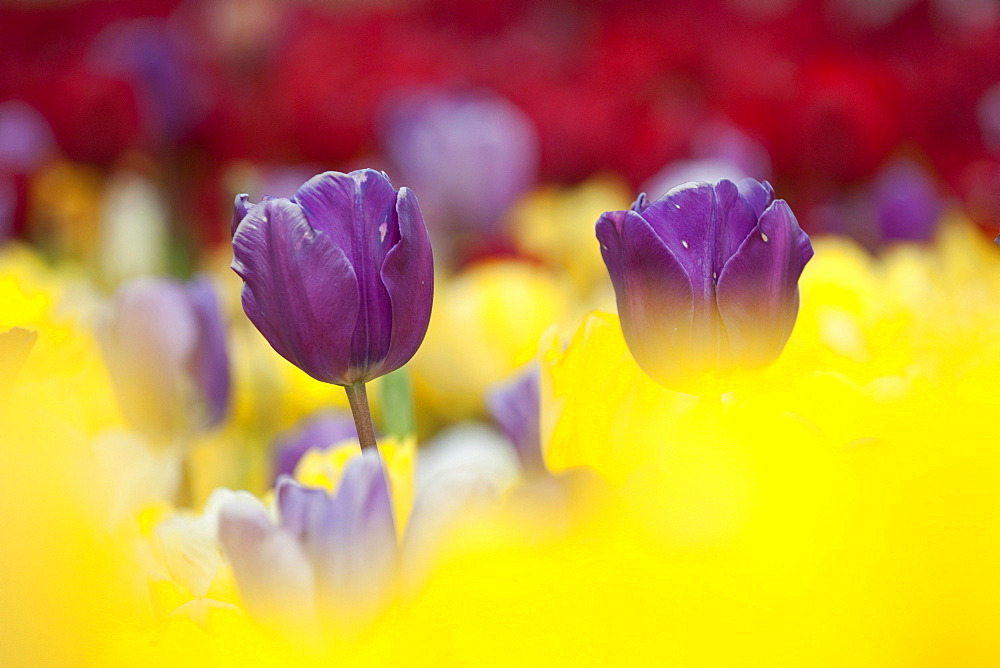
219, 452, 396, 634
232, 169, 433, 452
166, 434, 505, 639
597, 179, 813, 392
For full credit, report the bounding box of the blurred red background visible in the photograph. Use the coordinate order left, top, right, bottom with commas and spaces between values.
2, 0, 999, 245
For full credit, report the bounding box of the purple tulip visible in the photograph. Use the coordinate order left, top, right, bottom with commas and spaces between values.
596, 179, 813, 392
99, 276, 231, 441
231, 169, 433, 388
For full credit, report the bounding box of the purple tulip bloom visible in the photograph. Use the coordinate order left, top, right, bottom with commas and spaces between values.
231, 169, 434, 387
596, 179, 813, 392
99, 276, 231, 441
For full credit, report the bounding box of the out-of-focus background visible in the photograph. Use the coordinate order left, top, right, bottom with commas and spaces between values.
4, 4, 1000, 665
2, 0, 999, 266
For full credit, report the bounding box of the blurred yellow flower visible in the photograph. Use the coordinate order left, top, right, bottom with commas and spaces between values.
410, 260, 573, 426
508, 175, 631, 299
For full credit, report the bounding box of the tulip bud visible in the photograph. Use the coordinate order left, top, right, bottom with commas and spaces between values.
231, 169, 434, 388
596, 178, 813, 392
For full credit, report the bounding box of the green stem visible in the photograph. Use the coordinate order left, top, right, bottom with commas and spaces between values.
344, 382, 378, 453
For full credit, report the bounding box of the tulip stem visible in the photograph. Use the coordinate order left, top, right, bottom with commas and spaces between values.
345, 382, 378, 453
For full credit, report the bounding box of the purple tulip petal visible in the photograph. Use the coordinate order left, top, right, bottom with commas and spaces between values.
232, 198, 361, 385
487, 364, 543, 474
305, 452, 397, 619
292, 170, 398, 378
630, 192, 650, 213
718, 179, 765, 271
639, 182, 717, 266
377, 187, 434, 376
639, 183, 723, 293
231, 193, 251, 238
276, 477, 332, 549
184, 278, 231, 428
636, 181, 756, 347
597, 209, 699, 387
736, 178, 775, 218
716, 199, 814, 368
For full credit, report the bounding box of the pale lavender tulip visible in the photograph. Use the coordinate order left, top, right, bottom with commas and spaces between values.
219, 450, 397, 628
380, 90, 538, 234
278, 452, 396, 621
217, 495, 317, 628
99, 276, 230, 441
